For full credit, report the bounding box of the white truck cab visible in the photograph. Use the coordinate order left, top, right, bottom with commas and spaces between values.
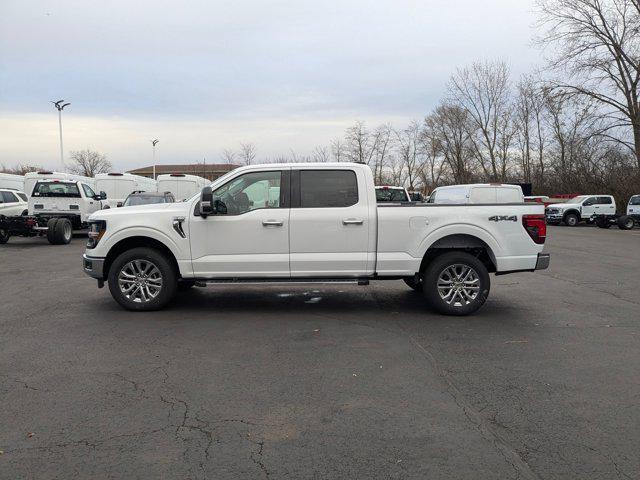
29, 179, 106, 229
24, 171, 96, 198
627, 195, 640, 219
428, 184, 524, 204
0, 189, 28, 216
82, 163, 550, 316
157, 174, 209, 201
95, 172, 157, 208
545, 195, 616, 226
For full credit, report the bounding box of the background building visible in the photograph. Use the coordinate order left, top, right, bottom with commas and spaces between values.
127, 163, 238, 181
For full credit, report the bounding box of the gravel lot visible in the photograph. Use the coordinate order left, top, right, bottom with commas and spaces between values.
1, 225, 639, 479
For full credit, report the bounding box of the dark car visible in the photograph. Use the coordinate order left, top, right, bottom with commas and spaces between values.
121, 191, 175, 207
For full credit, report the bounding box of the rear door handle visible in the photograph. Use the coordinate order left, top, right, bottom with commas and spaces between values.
342, 218, 364, 225
262, 220, 283, 227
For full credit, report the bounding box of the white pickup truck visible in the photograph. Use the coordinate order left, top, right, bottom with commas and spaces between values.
82, 163, 550, 315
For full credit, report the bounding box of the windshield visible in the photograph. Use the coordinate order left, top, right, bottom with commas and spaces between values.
123, 195, 166, 207
32, 181, 80, 198
376, 188, 408, 202
629, 195, 640, 205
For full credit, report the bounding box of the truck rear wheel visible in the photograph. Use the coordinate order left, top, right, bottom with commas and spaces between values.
46, 218, 59, 244
54, 218, 73, 244
108, 247, 177, 311
618, 215, 635, 230
564, 213, 579, 227
423, 252, 490, 316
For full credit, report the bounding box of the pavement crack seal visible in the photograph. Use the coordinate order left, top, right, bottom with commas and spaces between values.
249, 438, 270, 479
397, 323, 541, 480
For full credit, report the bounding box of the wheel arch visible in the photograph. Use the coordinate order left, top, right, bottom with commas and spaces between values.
103, 236, 180, 280
563, 209, 580, 220
418, 233, 497, 275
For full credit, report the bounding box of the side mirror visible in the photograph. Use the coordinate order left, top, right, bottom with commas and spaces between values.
583, 201, 593, 206
116, 202, 123, 208
200, 187, 214, 216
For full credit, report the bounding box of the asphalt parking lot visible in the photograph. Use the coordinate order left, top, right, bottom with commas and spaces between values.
1, 225, 639, 480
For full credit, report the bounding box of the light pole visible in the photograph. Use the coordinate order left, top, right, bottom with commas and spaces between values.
151, 139, 159, 179
51, 100, 70, 170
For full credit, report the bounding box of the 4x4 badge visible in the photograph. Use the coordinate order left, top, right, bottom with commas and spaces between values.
488, 215, 517, 222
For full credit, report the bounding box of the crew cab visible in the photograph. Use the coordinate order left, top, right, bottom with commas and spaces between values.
29, 179, 106, 229
82, 163, 550, 315
545, 195, 616, 226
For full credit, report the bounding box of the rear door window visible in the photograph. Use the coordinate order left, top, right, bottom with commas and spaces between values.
16, 192, 28, 201
597, 196, 612, 204
299, 170, 358, 208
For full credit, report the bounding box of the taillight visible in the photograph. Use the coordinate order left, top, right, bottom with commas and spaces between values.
522, 214, 546, 244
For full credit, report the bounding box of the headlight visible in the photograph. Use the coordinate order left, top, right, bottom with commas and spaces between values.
87, 220, 106, 248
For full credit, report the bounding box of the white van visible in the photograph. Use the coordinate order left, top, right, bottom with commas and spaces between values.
156, 174, 209, 201
95, 172, 157, 208
428, 184, 524, 204
24, 171, 96, 198
0, 173, 25, 192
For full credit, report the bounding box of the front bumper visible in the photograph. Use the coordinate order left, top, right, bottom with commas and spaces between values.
83, 254, 105, 279
535, 253, 550, 270
545, 213, 563, 222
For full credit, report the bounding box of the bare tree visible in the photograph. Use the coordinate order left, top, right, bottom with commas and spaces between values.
537, 0, 640, 167
514, 78, 548, 184
344, 120, 380, 165
420, 116, 448, 191
395, 121, 423, 190
371, 124, 394, 184
330, 138, 346, 162
239, 142, 257, 165
1, 164, 41, 175
449, 60, 514, 181
68, 149, 112, 176
429, 104, 476, 184
311, 146, 331, 162
221, 149, 237, 164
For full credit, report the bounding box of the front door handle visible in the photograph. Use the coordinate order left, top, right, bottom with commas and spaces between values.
342, 218, 364, 225
262, 220, 284, 227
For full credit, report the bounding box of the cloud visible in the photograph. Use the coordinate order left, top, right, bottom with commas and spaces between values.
0, 0, 542, 165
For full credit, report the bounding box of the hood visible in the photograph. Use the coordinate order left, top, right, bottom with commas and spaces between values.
89, 201, 190, 221
546, 202, 580, 209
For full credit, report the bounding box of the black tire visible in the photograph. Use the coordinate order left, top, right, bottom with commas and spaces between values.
46, 218, 59, 244
403, 276, 423, 292
53, 218, 72, 244
0, 227, 9, 244
617, 215, 635, 230
564, 213, 579, 227
423, 252, 490, 316
21, 210, 28, 216
108, 247, 177, 311
595, 217, 611, 229
177, 280, 196, 291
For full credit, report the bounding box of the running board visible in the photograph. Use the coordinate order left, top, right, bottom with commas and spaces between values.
194, 277, 370, 286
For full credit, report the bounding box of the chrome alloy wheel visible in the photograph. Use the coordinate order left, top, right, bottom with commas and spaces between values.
437, 264, 480, 307
118, 260, 163, 303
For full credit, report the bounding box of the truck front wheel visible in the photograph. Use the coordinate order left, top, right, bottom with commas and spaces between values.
564, 213, 579, 227
108, 247, 177, 311
423, 252, 490, 316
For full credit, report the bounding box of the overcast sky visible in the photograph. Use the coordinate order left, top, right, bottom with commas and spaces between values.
0, 0, 541, 171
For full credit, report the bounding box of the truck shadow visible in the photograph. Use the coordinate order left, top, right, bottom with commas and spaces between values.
162, 283, 520, 323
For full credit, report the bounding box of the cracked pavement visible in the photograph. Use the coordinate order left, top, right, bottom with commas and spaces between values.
1, 225, 639, 479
